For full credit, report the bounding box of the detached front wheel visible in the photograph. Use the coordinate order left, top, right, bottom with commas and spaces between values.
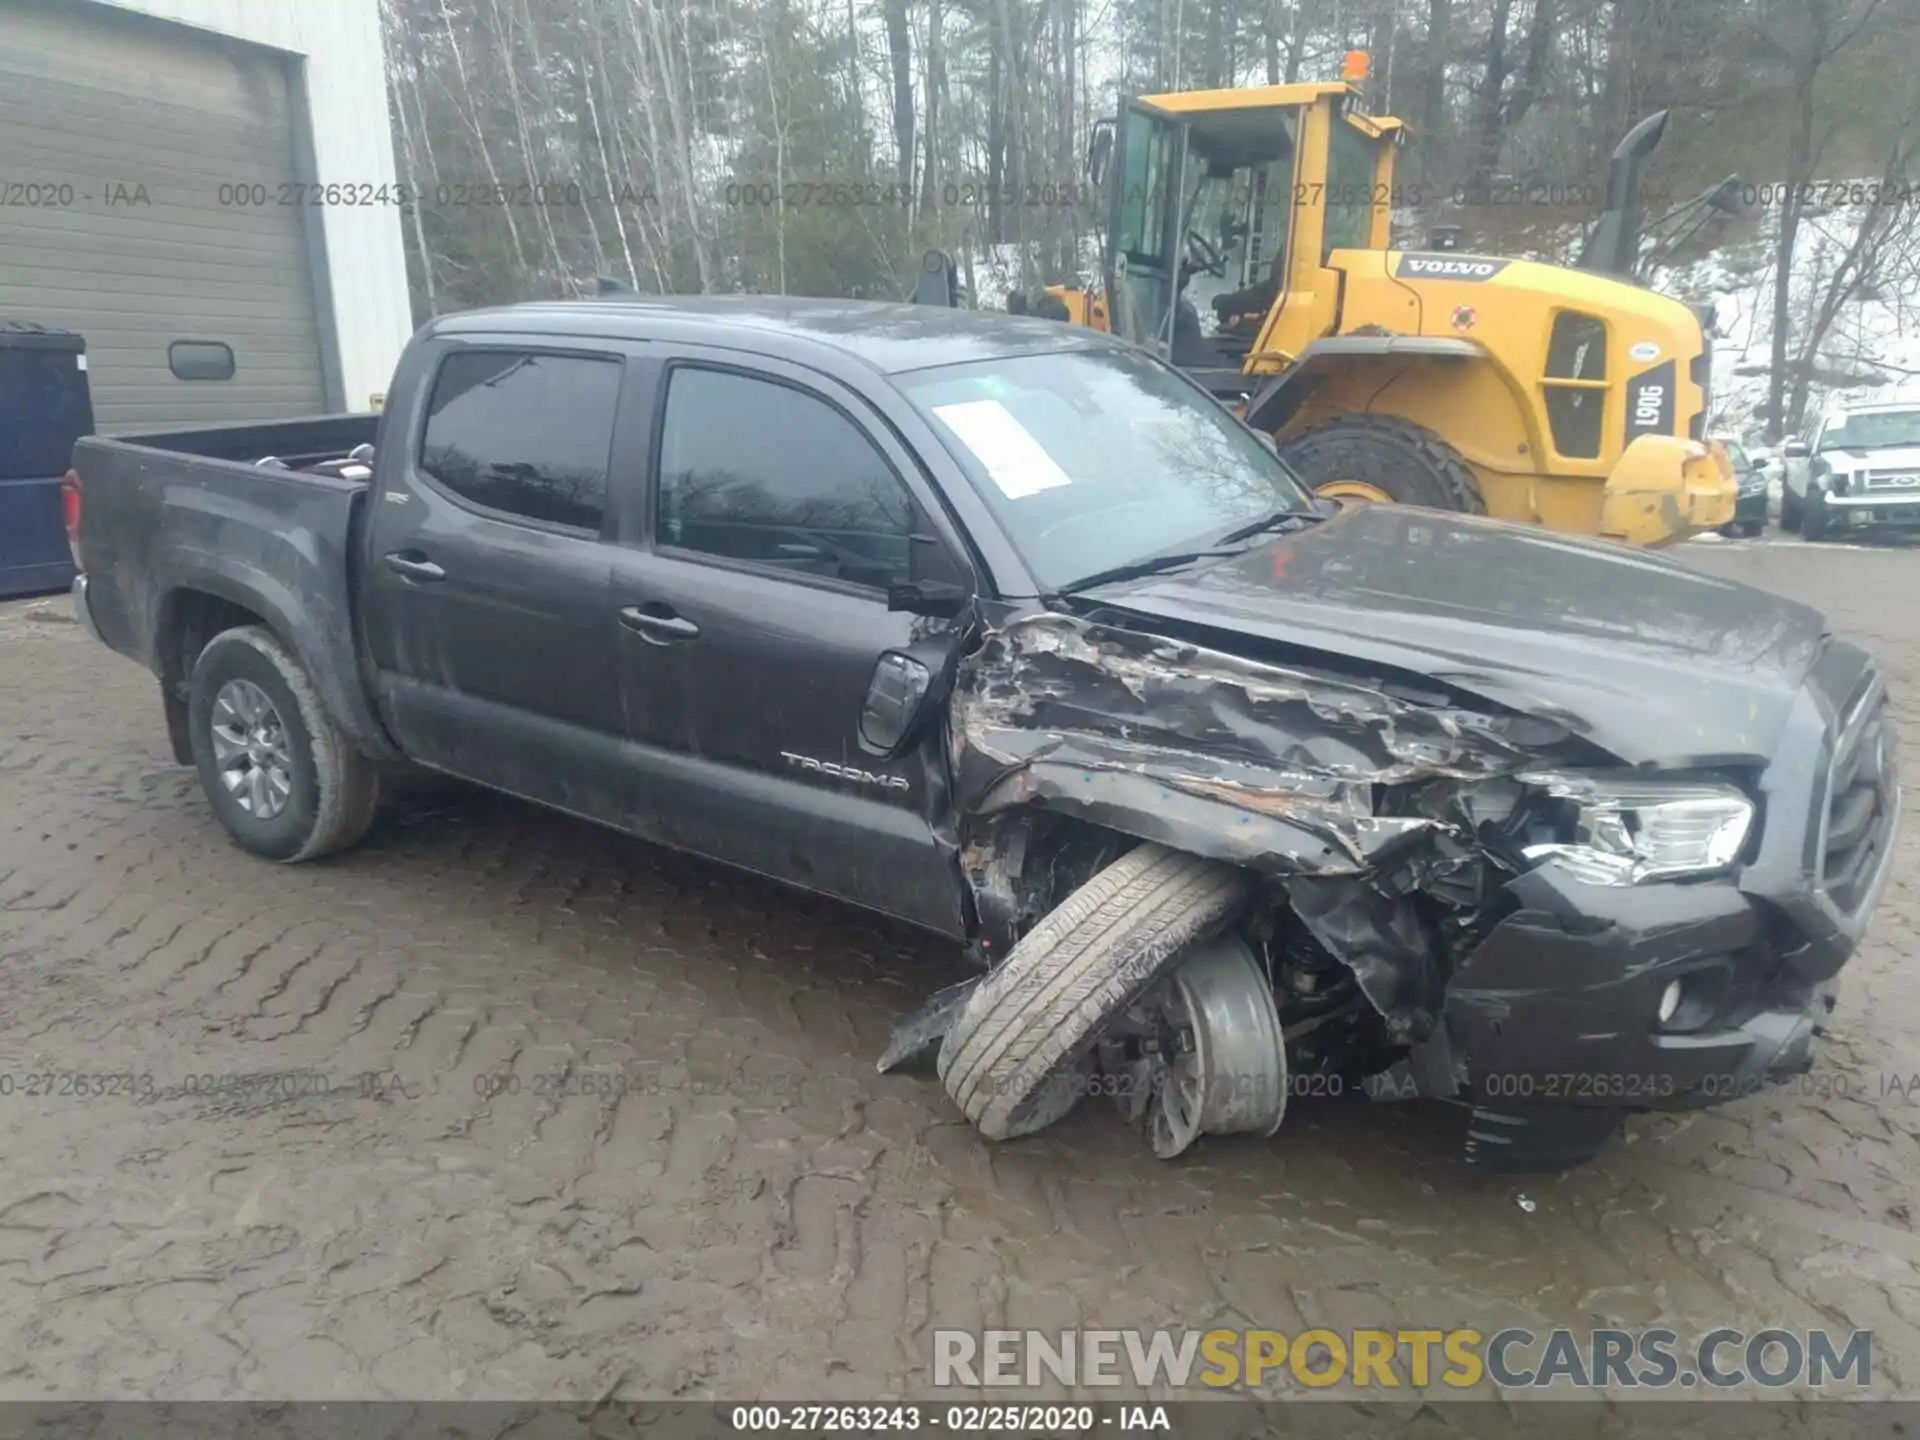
188, 626, 380, 862
937, 844, 1253, 1141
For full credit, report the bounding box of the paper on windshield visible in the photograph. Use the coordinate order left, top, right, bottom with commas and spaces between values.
931, 399, 1073, 500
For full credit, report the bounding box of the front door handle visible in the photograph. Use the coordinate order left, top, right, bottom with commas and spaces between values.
384, 552, 446, 583
619, 605, 699, 643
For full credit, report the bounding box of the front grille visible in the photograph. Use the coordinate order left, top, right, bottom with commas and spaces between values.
1863, 470, 1920, 492
1821, 674, 1897, 916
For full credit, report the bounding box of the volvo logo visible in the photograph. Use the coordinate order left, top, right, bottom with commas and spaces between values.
1394, 254, 1510, 282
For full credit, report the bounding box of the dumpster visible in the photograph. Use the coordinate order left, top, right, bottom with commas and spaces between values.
0, 321, 95, 598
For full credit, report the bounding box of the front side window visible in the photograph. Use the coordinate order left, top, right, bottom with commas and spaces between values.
419, 351, 622, 531
899, 346, 1313, 592
1115, 106, 1180, 265
656, 366, 916, 591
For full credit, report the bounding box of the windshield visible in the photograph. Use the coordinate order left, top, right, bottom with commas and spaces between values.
1820, 410, 1920, 452
898, 348, 1315, 592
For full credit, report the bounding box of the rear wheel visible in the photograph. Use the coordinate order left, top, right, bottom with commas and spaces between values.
188, 626, 381, 863
1277, 415, 1486, 514
1801, 488, 1830, 541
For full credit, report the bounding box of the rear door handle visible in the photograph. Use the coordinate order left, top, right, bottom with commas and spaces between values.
619, 606, 699, 643
384, 552, 446, 583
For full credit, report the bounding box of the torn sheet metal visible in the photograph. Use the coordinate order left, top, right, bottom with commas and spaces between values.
951, 613, 1547, 878
874, 977, 980, 1073
1282, 874, 1440, 1043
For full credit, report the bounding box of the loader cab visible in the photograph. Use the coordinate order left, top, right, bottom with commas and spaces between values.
1100, 84, 1399, 386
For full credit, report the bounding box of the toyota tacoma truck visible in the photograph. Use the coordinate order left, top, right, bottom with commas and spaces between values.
65, 296, 1899, 1172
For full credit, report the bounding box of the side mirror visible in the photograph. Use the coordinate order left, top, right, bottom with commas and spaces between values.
887, 579, 971, 618
1784, 439, 1810, 458
1087, 122, 1115, 189
859, 651, 935, 756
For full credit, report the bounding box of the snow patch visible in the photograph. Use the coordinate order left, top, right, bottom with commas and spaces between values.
1651, 200, 1920, 444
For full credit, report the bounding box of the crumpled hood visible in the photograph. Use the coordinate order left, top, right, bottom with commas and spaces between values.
1090, 504, 1832, 768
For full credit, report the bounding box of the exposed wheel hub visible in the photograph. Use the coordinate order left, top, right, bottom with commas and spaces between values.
210, 678, 293, 820
1105, 936, 1288, 1159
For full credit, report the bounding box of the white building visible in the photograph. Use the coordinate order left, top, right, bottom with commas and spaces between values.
0, 0, 414, 427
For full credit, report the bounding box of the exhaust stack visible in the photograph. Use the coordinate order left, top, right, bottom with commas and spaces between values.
1577, 110, 1670, 279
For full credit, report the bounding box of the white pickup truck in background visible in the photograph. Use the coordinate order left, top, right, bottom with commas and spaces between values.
1782, 401, 1920, 540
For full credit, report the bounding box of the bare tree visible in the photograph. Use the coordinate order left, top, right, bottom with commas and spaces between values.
1754, 0, 1890, 437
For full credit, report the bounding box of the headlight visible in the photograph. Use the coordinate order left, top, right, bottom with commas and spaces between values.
1517, 772, 1755, 886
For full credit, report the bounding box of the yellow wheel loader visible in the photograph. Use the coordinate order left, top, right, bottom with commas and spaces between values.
980, 63, 1737, 547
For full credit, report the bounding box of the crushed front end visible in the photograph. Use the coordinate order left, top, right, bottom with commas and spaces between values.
891, 609, 1898, 1172
1444, 654, 1897, 1167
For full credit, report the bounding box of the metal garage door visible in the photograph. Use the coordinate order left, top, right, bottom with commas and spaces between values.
0, 0, 329, 431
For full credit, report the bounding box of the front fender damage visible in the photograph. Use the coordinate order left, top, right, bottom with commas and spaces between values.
882, 611, 1577, 1080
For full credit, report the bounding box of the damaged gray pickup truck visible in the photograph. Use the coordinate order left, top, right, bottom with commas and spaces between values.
67, 297, 1899, 1172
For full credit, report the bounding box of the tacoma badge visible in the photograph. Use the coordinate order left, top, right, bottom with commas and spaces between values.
781, 751, 911, 792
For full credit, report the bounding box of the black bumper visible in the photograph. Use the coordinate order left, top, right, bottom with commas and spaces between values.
1446, 874, 1833, 1110
1432, 654, 1898, 1170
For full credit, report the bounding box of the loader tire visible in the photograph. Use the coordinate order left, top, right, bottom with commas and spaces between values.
937, 844, 1254, 1142
1277, 414, 1487, 514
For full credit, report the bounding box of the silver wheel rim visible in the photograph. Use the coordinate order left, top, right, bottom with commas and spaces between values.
1145, 936, 1288, 1160
210, 678, 294, 820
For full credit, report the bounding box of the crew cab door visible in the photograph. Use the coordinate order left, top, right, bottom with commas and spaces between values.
1105, 97, 1190, 355
1784, 418, 1821, 502
360, 335, 641, 824
606, 347, 973, 936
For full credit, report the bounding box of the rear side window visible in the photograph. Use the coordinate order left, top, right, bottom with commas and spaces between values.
655, 366, 916, 590
418, 350, 622, 531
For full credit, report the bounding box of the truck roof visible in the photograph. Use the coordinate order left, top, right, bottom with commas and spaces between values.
428, 295, 1118, 376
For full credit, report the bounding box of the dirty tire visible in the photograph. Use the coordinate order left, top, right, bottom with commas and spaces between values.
1802, 488, 1831, 541
1277, 414, 1486, 513
937, 844, 1253, 1141
188, 625, 381, 863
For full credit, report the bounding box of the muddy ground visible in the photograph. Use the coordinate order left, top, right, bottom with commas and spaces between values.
1, 533, 1917, 1413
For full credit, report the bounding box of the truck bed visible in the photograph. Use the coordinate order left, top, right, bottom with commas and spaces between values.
71, 411, 397, 764
114, 413, 380, 469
